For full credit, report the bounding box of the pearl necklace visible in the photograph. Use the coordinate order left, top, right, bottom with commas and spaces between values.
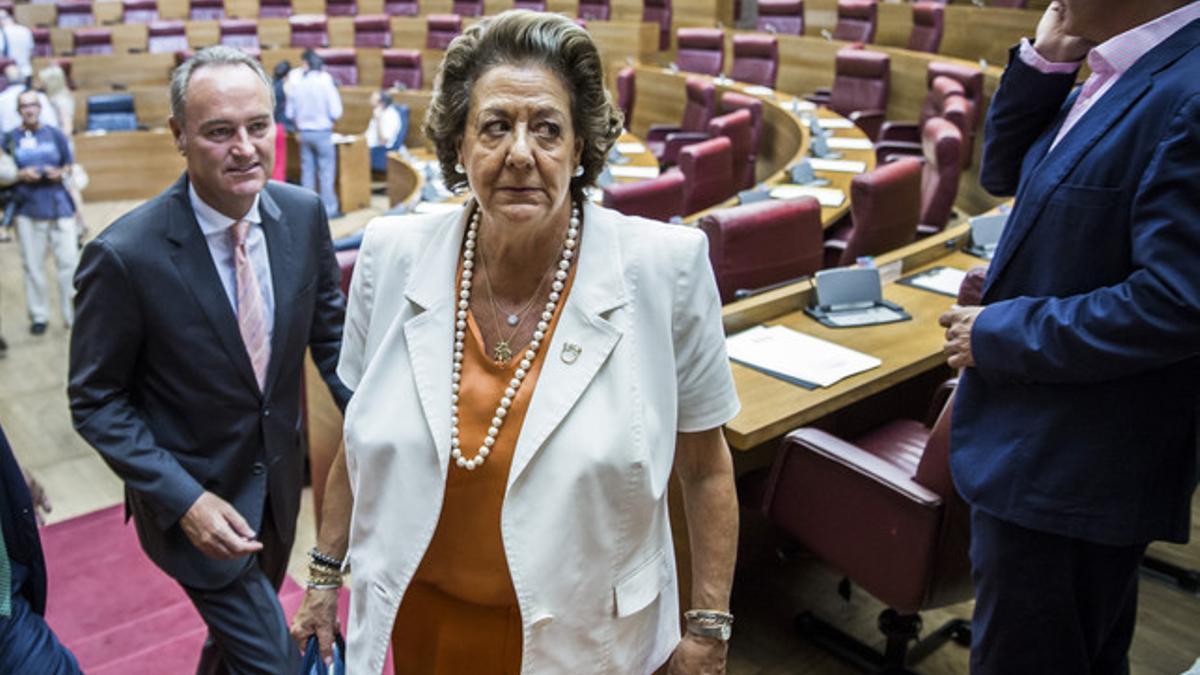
451, 202, 580, 471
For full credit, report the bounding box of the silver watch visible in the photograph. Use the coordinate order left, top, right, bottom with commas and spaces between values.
684, 609, 734, 641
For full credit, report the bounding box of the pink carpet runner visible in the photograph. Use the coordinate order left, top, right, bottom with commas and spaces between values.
39, 504, 366, 674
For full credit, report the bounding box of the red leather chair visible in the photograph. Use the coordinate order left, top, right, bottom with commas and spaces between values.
720, 92, 763, 183
578, 0, 609, 20
707, 108, 754, 191
219, 19, 259, 49
824, 157, 921, 267
907, 2, 944, 53
147, 20, 189, 53
72, 27, 112, 55
699, 197, 824, 303
678, 136, 734, 214
875, 75, 967, 163
189, 0, 224, 20
513, 0, 546, 9
916, 117, 963, 236
812, 48, 890, 141
616, 66, 635, 129
354, 15, 392, 48
56, 0, 94, 28
427, 14, 462, 49
384, 0, 419, 15
32, 28, 54, 58
676, 27, 725, 76
927, 61, 984, 166
832, 0, 877, 43
258, 0, 292, 17
325, 0, 356, 14
317, 48, 357, 86
289, 14, 329, 48
601, 171, 685, 223
122, 0, 158, 23
760, 383, 973, 672
730, 33, 778, 89
451, 0, 482, 16
643, 0, 671, 51
336, 249, 358, 297
645, 76, 716, 165
382, 49, 422, 89
756, 0, 803, 35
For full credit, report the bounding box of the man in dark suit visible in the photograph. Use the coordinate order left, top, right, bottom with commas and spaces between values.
69, 46, 351, 673
939, 1, 1200, 673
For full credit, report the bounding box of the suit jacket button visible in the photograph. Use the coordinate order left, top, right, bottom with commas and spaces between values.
263, 407, 271, 417
252, 462, 266, 475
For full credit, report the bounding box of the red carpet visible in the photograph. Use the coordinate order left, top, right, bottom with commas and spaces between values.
40, 504, 364, 674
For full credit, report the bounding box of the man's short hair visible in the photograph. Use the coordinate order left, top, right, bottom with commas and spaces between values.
170, 46, 274, 126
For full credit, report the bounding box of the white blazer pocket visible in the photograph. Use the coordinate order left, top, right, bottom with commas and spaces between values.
613, 548, 672, 618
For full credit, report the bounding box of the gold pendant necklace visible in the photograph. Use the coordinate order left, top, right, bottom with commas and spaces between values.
479, 246, 549, 367
492, 340, 513, 365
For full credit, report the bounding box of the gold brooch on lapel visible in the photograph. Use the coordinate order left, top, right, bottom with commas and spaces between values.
561, 342, 582, 364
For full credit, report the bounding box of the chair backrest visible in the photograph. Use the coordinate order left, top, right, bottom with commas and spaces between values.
382, 49, 422, 89
325, 0, 356, 15
676, 27, 724, 76
707, 108, 753, 190
122, 0, 158, 23
32, 28, 54, 58
601, 171, 685, 223
289, 14, 328, 48
87, 93, 137, 131
354, 15, 392, 48
336, 248, 358, 296
832, 0, 876, 43
907, 2, 943, 53
56, 0, 94, 28
699, 197, 823, 303
258, 0, 292, 17
680, 76, 717, 132
317, 48, 357, 86
147, 20, 188, 53
189, 0, 224, 20
513, 0, 546, 9
642, 0, 671, 50
616, 66, 635, 128
927, 61, 984, 167
730, 33, 778, 89
578, 0, 610, 20
756, 0, 803, 35
220, 19, 259, 49
427, 14, 462, 49
829, 48, 889, 118
72, 27, 112, 55
384, 0, 419, 15
918, 75, 963, 127
679, 136, 734, 214
839, 156, 921, 266
918, 116, 962, 233
720, 91, 763, 177
451, 0, 482, 16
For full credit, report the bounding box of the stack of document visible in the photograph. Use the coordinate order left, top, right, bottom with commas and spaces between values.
608, 165, 660, 179
616, 142, 647, 155
900, 267, 967, 297
802, 117, 855, 130
726, 325, 881, 388
826, 137, 874, 150
768, 185, 846, 207
809, 158, 868, 173
742, 85, 775, 97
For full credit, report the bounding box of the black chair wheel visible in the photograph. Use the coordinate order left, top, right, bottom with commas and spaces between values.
951, 624, 972, 646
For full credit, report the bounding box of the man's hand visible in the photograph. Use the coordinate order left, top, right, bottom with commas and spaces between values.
290, 587, 341, 662
667, 634, 728, 675
939, 305, 984, 369
179, 491, 263, 560
22, 469, 52, 526
17, 167, 40, 183
43, 166, 63, 182
1034, 1, 1095, 63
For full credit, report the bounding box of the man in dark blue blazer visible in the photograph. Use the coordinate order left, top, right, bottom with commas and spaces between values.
940, 1, 1200, 672
69, 47, 351, 673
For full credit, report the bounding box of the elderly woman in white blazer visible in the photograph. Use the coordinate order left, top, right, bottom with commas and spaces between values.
291, 11, 741, 674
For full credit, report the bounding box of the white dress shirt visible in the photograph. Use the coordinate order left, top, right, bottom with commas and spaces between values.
188, 181, 275, 342
0, 23, 34, 77
284, 70, 343, 132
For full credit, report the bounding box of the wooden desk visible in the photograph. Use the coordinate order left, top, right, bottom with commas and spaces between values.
75, 129, 186, 201
284, 132, 372, 212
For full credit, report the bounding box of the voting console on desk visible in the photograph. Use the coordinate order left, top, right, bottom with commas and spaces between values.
804, 267, 912, 328
966, 212, 1009, 260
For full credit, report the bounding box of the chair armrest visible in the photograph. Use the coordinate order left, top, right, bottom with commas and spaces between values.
661, 131, 710, 165
878, 121, 918, 143
645, 124, 682, 142
848, 109, 886, 142
874, 141, 921, 164
805, 90, 831, 106
774, 428, 943, 506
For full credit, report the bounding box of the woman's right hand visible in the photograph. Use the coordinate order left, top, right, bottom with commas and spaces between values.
289, 587, 342, 661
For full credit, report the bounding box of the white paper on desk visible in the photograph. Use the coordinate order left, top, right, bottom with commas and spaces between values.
616, 142, 647, 155
331, 133, 357, 144
608, 165, 660, 179
907, 267, 967, 297
802, 117, 855, 129
768, 184, 846, 207
742, 85, 775, 96
413, 201, 461, 214
809, 158, 868, 173
726, 325, 881, 388
825, 137, 874, 150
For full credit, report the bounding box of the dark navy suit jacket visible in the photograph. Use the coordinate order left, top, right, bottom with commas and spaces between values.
0, 424, 45, 616
952, 22, 1200, 546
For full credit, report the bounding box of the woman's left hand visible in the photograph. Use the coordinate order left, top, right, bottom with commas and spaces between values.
667, 634, 728, 675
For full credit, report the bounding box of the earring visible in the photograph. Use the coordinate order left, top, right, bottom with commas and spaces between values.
573, 165, 584, 177
455, 162, 466, 174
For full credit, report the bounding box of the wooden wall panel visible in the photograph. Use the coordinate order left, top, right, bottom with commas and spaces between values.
75, 130, 187, 201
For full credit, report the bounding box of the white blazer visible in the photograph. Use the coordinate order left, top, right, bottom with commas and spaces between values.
337, 202, 740, 674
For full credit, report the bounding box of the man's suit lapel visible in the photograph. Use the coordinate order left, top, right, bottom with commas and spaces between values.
258, 187, 294, 399
508, 202, 627, 488
165, 175, 261, 395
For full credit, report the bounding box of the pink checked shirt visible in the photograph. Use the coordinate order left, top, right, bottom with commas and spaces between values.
1018, 2, 1200, 151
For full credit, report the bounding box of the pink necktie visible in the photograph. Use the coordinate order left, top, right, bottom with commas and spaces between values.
231, 220, 270, 391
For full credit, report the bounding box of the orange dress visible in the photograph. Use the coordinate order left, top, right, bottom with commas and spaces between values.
390, 262, 576, 675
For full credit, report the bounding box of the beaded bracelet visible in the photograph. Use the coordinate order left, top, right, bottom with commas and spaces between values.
309, 546, 345, 571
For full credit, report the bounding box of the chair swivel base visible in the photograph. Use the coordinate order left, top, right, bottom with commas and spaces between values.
1141, 555, 1200, 594
795, 608, 971, 675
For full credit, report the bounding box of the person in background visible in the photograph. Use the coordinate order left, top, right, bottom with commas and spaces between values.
0, 10, 34, 78
8, 90, 76, 335
36, 64, 86, 243
285, 50, 342, 218
0, 65, 56, 133
271, 60, 290, 183
365, 90, 404, 173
